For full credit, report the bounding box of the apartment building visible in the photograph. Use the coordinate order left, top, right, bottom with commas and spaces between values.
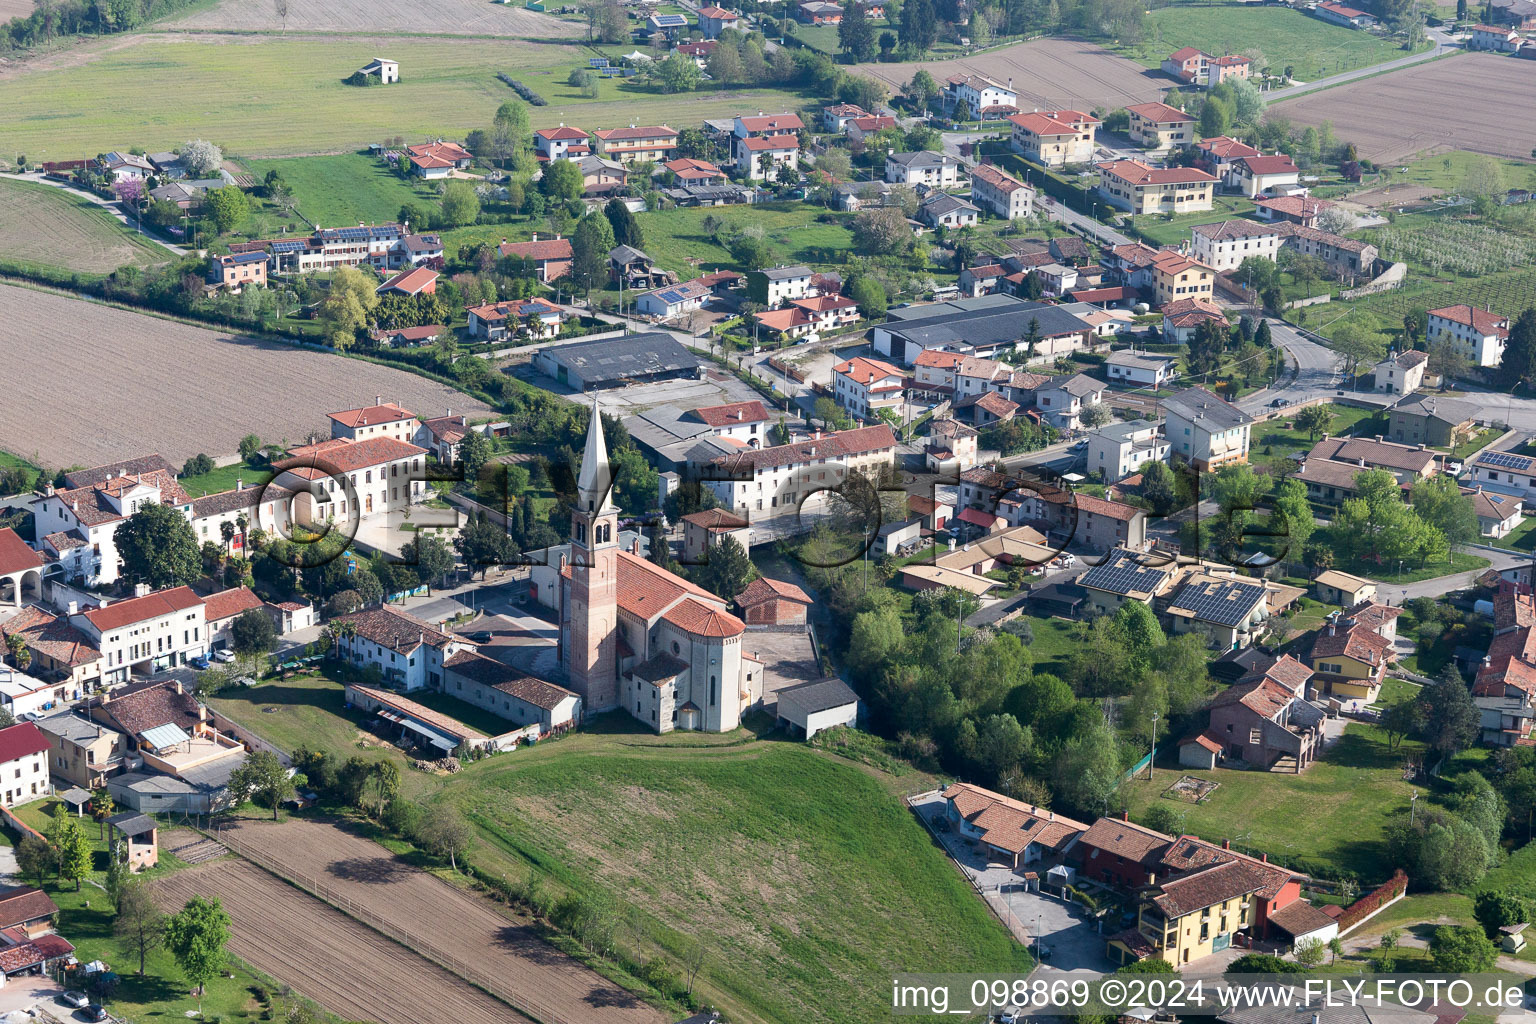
943, 73, 1018, 117
1162, 385, 1252, 471
534, 125, 590, 162
969, 163, 1036, 220
1190, 219, 1283, 272
1224, 154, 1300, 198
1125, 102, 1195, 150
1427, 304, 1510, 367
590, 125, 679, 164
1150, 250, 1216, 307
71, 586, 208, 684
1007, 109, 1099, 167
1088, 419, 1171, 482
1096, 160, 1216, 215
1277, 223, 1378, 282
833, 357, 905, 419
703, 425, 899, 522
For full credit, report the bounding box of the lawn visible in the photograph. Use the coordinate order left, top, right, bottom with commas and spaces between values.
1493, 515, 1536, 551
178, 457, 271, 499
442, 725, 1030, 1024
0, 35, 810, 159
247, 152, 451, 228
1115, 6, 1426, 83
1124, 723, 1426, 882
1249, 403, 1387, 468
1382, 150, 1536, 194
1131, 195, 1257, 247
1005, 613, 1079, 677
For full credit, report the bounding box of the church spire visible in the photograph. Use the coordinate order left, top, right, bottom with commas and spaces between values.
576, 398, 617, 516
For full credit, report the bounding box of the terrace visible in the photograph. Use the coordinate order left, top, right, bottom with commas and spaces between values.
138, 724, 247, 776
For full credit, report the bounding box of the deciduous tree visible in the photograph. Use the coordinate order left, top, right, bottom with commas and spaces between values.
114, 878, 165, 976
114, 502, 201, 590
164, 896, 232, 1009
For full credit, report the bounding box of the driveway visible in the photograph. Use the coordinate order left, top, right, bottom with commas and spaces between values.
0, 976, 67, 1016
910, 791, 1116, 973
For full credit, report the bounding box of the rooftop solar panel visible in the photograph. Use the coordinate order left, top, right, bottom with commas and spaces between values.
1479, 451, 1535, 471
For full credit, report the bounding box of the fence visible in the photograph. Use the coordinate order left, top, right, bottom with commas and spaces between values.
206, 825, 584, 1024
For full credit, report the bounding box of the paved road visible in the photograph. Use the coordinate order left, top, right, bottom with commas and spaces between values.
13, 172, 190, 256
1236, 319, 1346, 414
1267, 26, 1461, 103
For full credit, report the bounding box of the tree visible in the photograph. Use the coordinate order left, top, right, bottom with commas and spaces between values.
1474, 890, 1528, 939
1270, 478, 1315, 563
604, 197, 643, 249
839, 0, 877, 60
164, 896, 232, 1008
439, 180, 481, 228
1499, 308, 1536, 389
205, 184, 250, 233
1417, 666, 1480, 757
1225, 953, 1303, 974
1198, 97, 1230, 139
1119, 958, 1176, 974
540, 159, 583, 203
181, 139, 222, 177
1381, 696, 1424, 752
1051, 720, 1121, 816
403, 533, 456, 592
571, 213, 616, 293
114, 502, 201, 590
850, 276, 887, 319
15, 834, 51, 888
851, 206, 911, 255
1331, 317, 1389, 377
1429, 924, 1498, 972
1081, 402, 1113, 429
413, 802, 473, 870
702, 535, 756, 599
455, 513, 515, 578
238, 433, 264, 461
1142, 803, 1186, 836
51, 815, 91, 891
1293, 937, 1326, 967
228, 749, 296, 820
1141, 460, 1182, 517
1411, 474, 1478, 550
906, 69, 939, 113
898, 0, 937, 53
707, 43, 743, 85
1294, 404, 1333, 441
114, 877, 166, 975
365, 759, 401, 817
657, 52, 701, 93
230, 608, 277, 658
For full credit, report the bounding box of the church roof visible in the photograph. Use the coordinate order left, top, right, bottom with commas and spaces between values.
563, 550, 729, 624
662, 597, 745, 638
576, 400, 618, 516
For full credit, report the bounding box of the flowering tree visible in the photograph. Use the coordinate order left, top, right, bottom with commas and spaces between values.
112, 178, 144, 204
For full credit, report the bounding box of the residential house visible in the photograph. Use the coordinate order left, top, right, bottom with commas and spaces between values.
1161, 47, 1213, 83
1161, 296, 1227, 342
1312, 569, 1377, 607
735, 134, 798, 180
943, 73, 1019, 118
35, 712, 128, 790
0, 609, 103, 692
885, 150, 962, 187
100, 152, 155, 181
704, 425, 899, 524
415, 412, 470, 463
0, 723, 49, 807
31, 458, 195, 587
1034, 262, 1079, 297
1076, 546, 1182, 616
1151, 250, 1216, 307
207, 251, 269, 292
356, 57, 398, 83
943, 782, 1089, 870
328, 400, 419, 443
664, 157, 725, 183
1207, 55, 1253, 87
203, 586, 267, 653
681, 508, 752, 563
1162, 385, 1252, 471
646, 11, 690, 37
1126, 101, 1195, 150
1308, 617, 1393, 702
1202, 663, 1324, 771
822, 103, 869, 131
373, 324, 444, 347
1096, 160, 1217, 215
375, 266, 438, 297
1165, 572, 1277, 651
1106, 350, 1177, 388
70, 586, 208, 684
497, 235, 573, 283
1190, 219, 1283, 272
1007, 109, 1100, 167
1111, 859, 1268, 967
404, 140, 472, 178
925, 417, 979, 471
1471, 448, 1536, 502
1477, 690, 1536, 746
1196, 135, 1261, 176
533, 125, 590, 162
689, 400, 770, 447
1225, 154, 1301, 198
1252, 195, 1334, 227
1276, 223, 1378, 282
1290, 434, 1439, 502
696, 4, 741, 36
1472, 22, 1524, 49
466, 297, 563, 340
574, 154, 627, 196
747, 264, 814, 307
1089, 420, 1171, 482
844, 114, 897, 142
1314, 1, 1377, 27
797, 0, 843, 22
271, 434, 430, 536
1469, 486, 1524, 538
1388, 394, 1478, 448
591, 125, 679, 164
609, 245, 674, 290
1032, 373, 1106, 431
970, 163, 1044, 221
1102, 241, 1165, 291
1373, 349, 1428, 395
958, 263, 1006, 297
441, 652, 581, 733
833, 356, 905, 419
756, 294, 860, 341
0, 666, 78, 720
335, 606, 475, 691
1426, 304, 1510, 368
920, 191, 979, 229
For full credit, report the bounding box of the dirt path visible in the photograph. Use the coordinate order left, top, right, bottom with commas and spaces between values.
215, 816, 664, 1024
153, 859, 520, 1024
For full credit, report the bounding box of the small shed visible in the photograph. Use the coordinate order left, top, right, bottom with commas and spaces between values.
734, 577, 814, 627
1045, 864, 1076, 890
58, 787, 93, 817
1501, 922, 1528, 953
1177, 733, 1222, 769
1268, 899, 1339, 948
107, 811, 159, 872
876, 518, 924, 556
1312, 570, 1377, 608
775, 677, 860, 740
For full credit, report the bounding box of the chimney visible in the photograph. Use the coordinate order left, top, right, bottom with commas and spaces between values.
1121, 810, 1129, 821
631, 537, 641, 555
134, 583, 150, 598
67, 601, 78, 616
1327, 622, 1336, 636
1222, 839, 1231, 850
376, 394, 383, 405
532, 232, 539, 242
1374, 434, 1383, 443
72, 500, 79, 512
1261, 853, 1268, 862
173, 680, 184, 695
236, 477, 243, 491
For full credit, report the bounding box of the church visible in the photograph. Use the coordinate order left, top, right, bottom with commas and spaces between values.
559, 405, 762, 733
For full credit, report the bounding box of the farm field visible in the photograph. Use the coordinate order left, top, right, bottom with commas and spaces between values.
0, 284, 492, 467
247, 152, 448, 228
1122, 723, 1427, 882
0, 0, 32, 18
154, 857, 522, 1024
215, 816, 665, 1024
1275, 52, 1536, 163
853, 36, 1166, 112
166, 0, 583, 37
0, 175, 171, 275
0, 34, 809, 158
1115, 6, 1423, 83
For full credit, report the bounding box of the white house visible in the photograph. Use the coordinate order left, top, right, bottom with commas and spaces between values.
943, 73, 1018, 118
0, 723, 50, 807
1427, 304, 1510, 368
919, 192, 979, 229
1224, 154, 1301, 198
885, 151, 962, 187
1106, 349, 1176, 388
1472, 23, 1523, 50
335, 606, 477, 691
1162, 385, 1252, 472
1033, 373, 1105, 431
734, 135, 798, 180
1190, 219, 1283, 272
833, 356, 905, 419
969, 163, 1036, 220
70, 586, 209, 685
1470, 449, 1536, 502
356, 58, 399, 84
1373, 349, 1428, 395
100, 152, 155, 182
0, 668, 77, 720
1088, 419, 1171, 482
32, 460, 196, 588
751, 265, 815, 308
534, 125, 590, 162
1007, 110, 1099, 167
704, 425, 899, 522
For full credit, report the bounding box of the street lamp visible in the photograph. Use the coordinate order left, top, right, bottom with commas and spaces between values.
1149, 711, 1159, 782
1410, 788, 1418, 826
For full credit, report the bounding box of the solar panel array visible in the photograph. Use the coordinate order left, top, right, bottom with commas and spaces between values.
1478, 450, 1535, 471
1078, 550, 1173, 595
653, 12, 688, 24
1170, 580, 1266, 627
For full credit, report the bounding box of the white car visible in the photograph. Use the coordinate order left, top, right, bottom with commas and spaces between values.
212, 649, 235, 662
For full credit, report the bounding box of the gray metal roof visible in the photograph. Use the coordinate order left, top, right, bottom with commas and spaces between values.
888, 299, 1090, 349
888, 151, 956, 168
541, 332, 699, 381
35, 712, 118, 745
107, 811, 157, 835
759, 265, 813, 281
884, 294, 1021, 322
776, 677, 860, 715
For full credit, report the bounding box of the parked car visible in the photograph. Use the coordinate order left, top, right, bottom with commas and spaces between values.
466, 631, 492, 643
59, 992, 89, 1009
80, 1006, 108, 1023
212, 649, 235, 662
17, 711, 40, 723
188, 655, 211, 670
1270, 397, 1290, 408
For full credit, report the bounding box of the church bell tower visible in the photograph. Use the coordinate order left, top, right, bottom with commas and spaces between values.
566, 399, 620, 712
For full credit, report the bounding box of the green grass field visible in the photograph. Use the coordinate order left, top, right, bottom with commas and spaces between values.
1118, 6, 1424, 83
1124, 723, 1421, 882
178, 457, 271, 498
247, 152, 449, 228
1131, 196, 1257, 246
0, 175, 170, 277
0, 36, 808, 159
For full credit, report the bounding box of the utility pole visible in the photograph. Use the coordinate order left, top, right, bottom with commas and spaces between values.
1410, 788, 1418, 826
1149, 711, 1159, 782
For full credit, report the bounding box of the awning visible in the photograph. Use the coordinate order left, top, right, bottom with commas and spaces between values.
376, 709, 459, 752
140, 723, 191, 749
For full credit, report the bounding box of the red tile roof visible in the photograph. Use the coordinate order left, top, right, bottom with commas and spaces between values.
498, 237, 574, 262
1071, 493, 1143, 522
277, 436, 427, 477
738, 113, 804, 133
328, 402, 415, 429
1254, 195, 1334, 218
835, 356, 904, 386
1152, 859, 1266, 918
0, 886, 59, 930
1098, 159, 1217, 186
1199, 135, 1260, 160
1310, 622, 1392, 665
665, 157, 725, 179
1236, 154, 1299, 175
0, 527, 43, 577
536, 126, 589, 141
81, 586, 203, 633
1429, 304, 1511, 337
709, 424, 898, 473
1, 607, 99, 668
735, 576, 812, 607
1167, 46, 1210, 61
376, 266, 438, 295
1127, 101, 1193, 124
681, 508, 749, 531
661, 596, 745, 637
0, 933, 73, 974
202, 586, 265, 623
592, 125, 678, 141
0, 723, 48, 765
338, 606, 461, 654
693, 400, 769, 427
741, 134, 798, 151
1162, 296, 1226, 326
914, 349, 966, 369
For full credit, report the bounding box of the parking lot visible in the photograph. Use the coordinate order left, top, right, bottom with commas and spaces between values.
910, 791, 1116, 974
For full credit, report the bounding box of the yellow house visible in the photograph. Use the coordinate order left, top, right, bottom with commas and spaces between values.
1126, 101, 1195, 150
1109, 860, 1264, 967
1307, 620, 1391, 702
1096, 160, 1216, 215
1151, 250, 1215, 307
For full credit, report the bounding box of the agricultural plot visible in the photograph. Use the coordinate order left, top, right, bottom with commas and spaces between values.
0, 175, 170, 275
166, 0, 583, 38
1116, 6, 1420, 83
247, 152, 449, 227
1276, 53, 1536, 162
854, 36, 1166, 112
0, 284, 492, 467
0, 0, 32, 20
0, 34, 809, 158
1369, 218, 1536, 276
